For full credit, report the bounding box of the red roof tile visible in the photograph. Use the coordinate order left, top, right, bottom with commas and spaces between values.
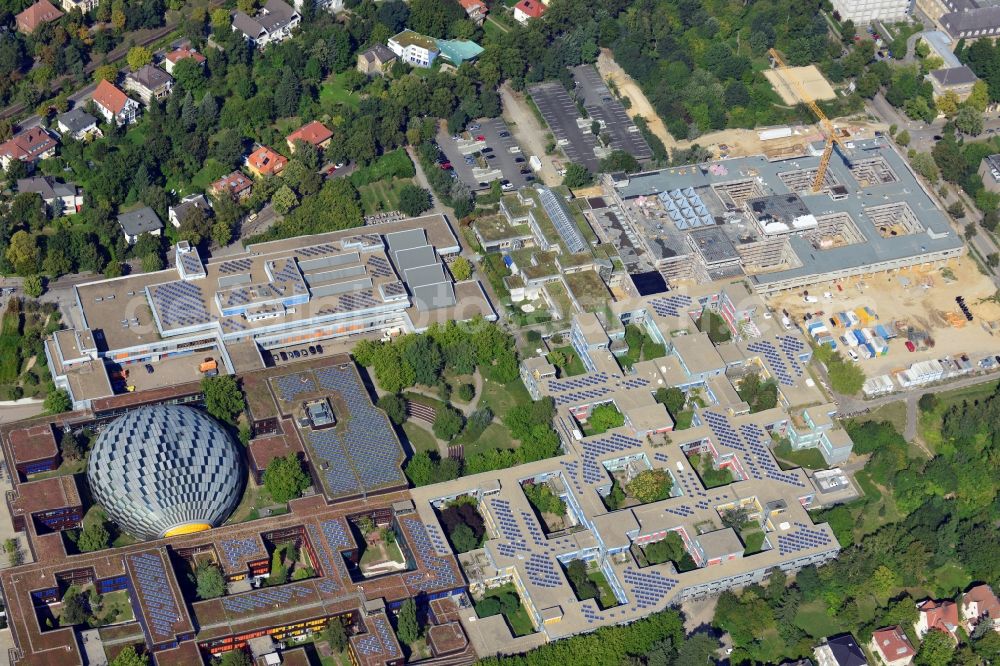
93, 79, 130, 115
165, 46, 207, 65
16, 0, 62, 33
246, 146, 288, 176
514, 0, 546, 18
286, 120, 333, 148
0, 127, 58, 163
872, 626, 915, 661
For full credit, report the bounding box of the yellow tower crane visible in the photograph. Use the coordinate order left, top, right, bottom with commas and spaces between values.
767, 48, 849, 193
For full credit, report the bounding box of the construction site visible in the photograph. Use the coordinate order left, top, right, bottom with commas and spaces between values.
767, 256, 1000, 379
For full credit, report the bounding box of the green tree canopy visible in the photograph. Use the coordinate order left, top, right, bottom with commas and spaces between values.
264, 454, 310, 503
201, 375, 245, 425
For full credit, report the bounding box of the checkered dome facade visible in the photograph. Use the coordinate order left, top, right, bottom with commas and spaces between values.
87, 405, 245, 540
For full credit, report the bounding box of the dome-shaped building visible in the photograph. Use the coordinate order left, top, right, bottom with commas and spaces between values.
87, 404, 245, 540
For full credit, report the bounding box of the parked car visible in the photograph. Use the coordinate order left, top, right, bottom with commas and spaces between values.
514, 156, 526, 163
439, 162, 452, 170
905, 340, 916, 352
309, 345, 317, 355
475, 134, 486, 141
498, 130, 511, 138
316, 344, 323, 354
145, 364, 154, 374
847, 349, 859, 361
280, 351, 288, 361
292, 350, 301, 358
501, 180, 514, 191
469, 123, 481, 130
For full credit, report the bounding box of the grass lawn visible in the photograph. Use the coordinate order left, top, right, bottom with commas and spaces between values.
854, 400, 907, 434
480, 377, 531, 416
483, 18, 506, 39
402, 421, 438, 455
357, 178, 415, 215
547, 345, 587, 377
319, 72, 361, 111
742, 531, 766, 555
505, 604, 535, 636
796, 598, 845, 638
772, 439, 828, 470
456, 423, 514, 458
95, 589, 134, 625
930, 561, 971, 597
587, 569, 619, 609
673, 410, 693, 430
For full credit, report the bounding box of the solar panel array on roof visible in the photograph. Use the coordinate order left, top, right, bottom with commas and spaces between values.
301, 365, 405, 496
580, 433, 642, 484
379, 281, 407, 301
129, 552, 181, 640
401, 517, 460, 591
649, 293, 693, 318
538, 186, 587, 253
178, 251, 205, 280
776, 523, 832, 556
221, 582, 312, 613
148, 281, 213, 330
746, 338, 804, 386
659, 187, 714, 230
622, 567, 679, 609
221, 538, 264, 568
219, 258, 252, 275
274, 372, 317, 402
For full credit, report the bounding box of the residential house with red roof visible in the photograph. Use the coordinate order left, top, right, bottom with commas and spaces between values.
15, 0, 62, 34
209, 171, 254, 201
868, 626, 915, 666
961, 584, 1000, 634
458, 0, 487, 24
92, 79, 140, 126
915, 599, 960, 641
164, 46, 206, 75
246, 146, 287, 178
0, 127, 58, 171
513, 0, 547, 23
285, 121, 333, 153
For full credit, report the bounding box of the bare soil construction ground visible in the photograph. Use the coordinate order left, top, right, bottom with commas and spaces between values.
766, 257, 1000, 379
763, 65, 838, 105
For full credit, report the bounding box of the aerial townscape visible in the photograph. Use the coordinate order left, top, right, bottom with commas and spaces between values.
0, 0, 999, 664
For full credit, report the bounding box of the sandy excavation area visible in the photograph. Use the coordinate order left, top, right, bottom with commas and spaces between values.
763, 65, 837, 105
766, 257, 1000, 378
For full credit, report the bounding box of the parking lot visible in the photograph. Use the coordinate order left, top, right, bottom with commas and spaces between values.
572, 65, 653, 161
528, 81, 602, 172
436, 118, 533, 192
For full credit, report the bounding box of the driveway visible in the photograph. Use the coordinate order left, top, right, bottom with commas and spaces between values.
500, 84, 561, 186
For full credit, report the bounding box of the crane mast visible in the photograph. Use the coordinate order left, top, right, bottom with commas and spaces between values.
767, 48, 848, 193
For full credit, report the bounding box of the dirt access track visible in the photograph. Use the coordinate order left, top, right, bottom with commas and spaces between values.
595, 49, 887, 160
767, 257, 1000, 379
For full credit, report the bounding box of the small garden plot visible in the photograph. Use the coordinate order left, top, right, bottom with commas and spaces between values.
604, 468, 676, 511
265, 541, 315, 585
633, 532, 696, 572
522, 481, 570, 533
687, 452, 737, 489
547, 345, 587, 377
38, 584, 134, 632
618, 324, 666, 369
437, 497, 487, 554
349, 516, 407, 578
474, 583, 535, 636
696, 309, 732, 343
579, 402, 624, 437
736, 373, 778, 414
563, 560, 619, 609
